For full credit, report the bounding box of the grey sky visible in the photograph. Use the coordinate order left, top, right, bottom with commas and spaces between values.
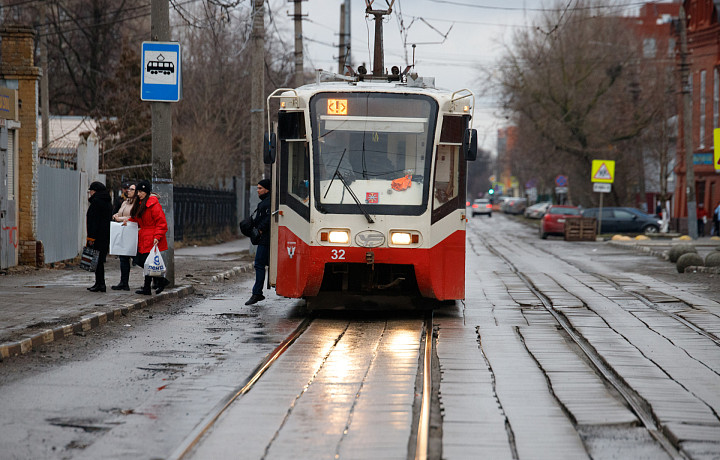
270, 0, 540, 153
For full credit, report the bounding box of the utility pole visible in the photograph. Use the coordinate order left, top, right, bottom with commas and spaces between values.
679, 7, 697, 238
40, 4, 49, 154
250, 0, 265, 188
151, 0, 175, 285
292, 0, 304, 87
345, 0, 351, 68
338, 3, 346, 74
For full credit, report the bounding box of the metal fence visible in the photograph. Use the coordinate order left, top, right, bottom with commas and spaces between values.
174, 186, 237, 241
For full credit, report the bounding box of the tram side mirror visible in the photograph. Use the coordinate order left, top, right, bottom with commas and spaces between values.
263, 132, 276, 164
463, 129, 478, 161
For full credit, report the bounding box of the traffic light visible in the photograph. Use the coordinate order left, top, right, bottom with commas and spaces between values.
488, 188, 494, 195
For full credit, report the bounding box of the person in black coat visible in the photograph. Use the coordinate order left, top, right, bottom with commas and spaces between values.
86, 181, 113, 292
245, 178, 272, 305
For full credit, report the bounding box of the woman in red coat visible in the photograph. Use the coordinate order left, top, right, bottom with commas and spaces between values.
130, 180, 169, 295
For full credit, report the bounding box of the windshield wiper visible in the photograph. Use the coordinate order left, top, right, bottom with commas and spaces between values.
323, 148, 347, 199
322, 147, 374, 223
335, 171, 374, 223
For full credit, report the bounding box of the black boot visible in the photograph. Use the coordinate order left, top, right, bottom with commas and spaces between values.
89, 264, 106, 292
155, 277, 169, 294
111, 282, 130, 291
112, 261, 130, 290
135, 276, 152, 295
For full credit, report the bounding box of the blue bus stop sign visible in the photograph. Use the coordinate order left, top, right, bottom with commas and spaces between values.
141, 42, 182, 102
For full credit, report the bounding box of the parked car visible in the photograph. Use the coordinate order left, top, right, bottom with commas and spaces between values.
581, 207, 660, 234
540, 205, 582, 239
471, 198, 492, 217
501, 197, 527, 215
524, 201, 551, 219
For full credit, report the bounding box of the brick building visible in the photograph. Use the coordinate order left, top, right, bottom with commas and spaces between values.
0, 26, 41, 267
673, 0, 720, 231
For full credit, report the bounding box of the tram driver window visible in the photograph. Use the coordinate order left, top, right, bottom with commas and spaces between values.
434, 145, 459, 207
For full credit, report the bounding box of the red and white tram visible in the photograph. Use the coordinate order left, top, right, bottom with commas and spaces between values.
262, 74, 477, 305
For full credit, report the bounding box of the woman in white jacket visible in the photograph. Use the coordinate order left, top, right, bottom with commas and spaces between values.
110, 182, 136, 290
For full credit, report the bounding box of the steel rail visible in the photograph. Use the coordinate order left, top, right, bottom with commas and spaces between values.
482, 240, 687, 460
168, 317, 312, 460
414, 313, 433, 460
592, 272, 720, 347
527, 241, 720, 347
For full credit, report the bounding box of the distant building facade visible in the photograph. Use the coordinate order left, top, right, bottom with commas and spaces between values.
673, 0, 720, 232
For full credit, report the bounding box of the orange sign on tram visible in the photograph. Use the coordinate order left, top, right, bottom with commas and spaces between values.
327, 99, 348, 115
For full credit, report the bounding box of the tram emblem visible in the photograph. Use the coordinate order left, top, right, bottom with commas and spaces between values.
355, 230, 385, 248
286, 241, 296, 259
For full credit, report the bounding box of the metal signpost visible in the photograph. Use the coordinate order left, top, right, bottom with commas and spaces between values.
143, 1, 182, 286
591, 160, 615, 236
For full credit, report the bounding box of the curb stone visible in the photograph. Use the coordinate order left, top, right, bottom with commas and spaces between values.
0, 262, 254, 360
0, 285, 195, 360
608, 241, 720, 274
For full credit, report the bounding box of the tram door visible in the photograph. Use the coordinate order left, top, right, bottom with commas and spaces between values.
269, 127, 279, 288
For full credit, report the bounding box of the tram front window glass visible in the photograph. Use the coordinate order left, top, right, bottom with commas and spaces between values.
310, 92, 437, 215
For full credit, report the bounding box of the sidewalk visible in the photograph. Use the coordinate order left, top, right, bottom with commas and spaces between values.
0, 238, 254, 360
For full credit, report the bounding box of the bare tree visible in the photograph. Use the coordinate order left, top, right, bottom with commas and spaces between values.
173, 2, 293, 185
495, 0, 663, 206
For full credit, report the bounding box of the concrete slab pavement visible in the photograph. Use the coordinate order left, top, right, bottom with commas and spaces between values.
0, 238, 254, 360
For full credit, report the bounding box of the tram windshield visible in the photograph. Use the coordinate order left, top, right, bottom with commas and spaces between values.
310, 92, 437, 215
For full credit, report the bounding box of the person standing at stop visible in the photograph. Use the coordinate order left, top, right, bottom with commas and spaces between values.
130, 180, 169, 295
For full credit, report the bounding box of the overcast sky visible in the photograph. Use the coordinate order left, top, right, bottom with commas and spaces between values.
268, 0, 543, 154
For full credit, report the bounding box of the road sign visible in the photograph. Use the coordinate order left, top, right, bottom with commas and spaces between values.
555, 175, 568, 187
141, 42, 182, 102
591, 159, 615, 183
593, 183, 611, 193
714, 128, 720, 172
555, 186, 568, 194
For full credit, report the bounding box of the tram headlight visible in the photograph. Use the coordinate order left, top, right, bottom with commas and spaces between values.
390, 231, 419, 245
327, 230, 350, 244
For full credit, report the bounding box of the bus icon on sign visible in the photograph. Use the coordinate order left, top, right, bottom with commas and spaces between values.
147, 60, 174, 75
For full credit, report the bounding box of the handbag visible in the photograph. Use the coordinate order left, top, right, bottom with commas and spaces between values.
79, 246, 100, 271
109, 221, 138, 256
240, 210, 256, 238
250, 227, 261, 245
143, 244, 167, 277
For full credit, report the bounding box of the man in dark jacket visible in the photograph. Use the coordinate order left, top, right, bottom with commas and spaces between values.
246, 179, 272, 305
86, 181, 113, 292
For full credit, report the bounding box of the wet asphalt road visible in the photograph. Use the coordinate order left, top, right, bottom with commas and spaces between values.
1, 214, 719, 459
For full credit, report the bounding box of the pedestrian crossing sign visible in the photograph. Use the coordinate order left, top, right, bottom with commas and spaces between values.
591, 159, 615, 183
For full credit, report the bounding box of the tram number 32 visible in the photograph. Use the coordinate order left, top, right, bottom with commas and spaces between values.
331, 249, 346, 260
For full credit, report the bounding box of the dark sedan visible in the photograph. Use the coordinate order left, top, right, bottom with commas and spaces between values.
581, 207, 660, 234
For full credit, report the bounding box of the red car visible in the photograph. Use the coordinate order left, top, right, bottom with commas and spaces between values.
539, 205, 581, 239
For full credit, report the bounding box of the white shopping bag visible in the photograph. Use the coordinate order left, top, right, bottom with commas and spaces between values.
109, 221, 138, 256
143, 244, 166, 277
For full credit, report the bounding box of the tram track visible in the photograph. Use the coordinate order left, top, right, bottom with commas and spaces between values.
169, 317, 313, 460
477, 234, 688, 460
168, 309, 437, 460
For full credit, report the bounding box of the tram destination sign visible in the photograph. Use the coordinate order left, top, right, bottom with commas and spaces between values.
141, 42, 182, 102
